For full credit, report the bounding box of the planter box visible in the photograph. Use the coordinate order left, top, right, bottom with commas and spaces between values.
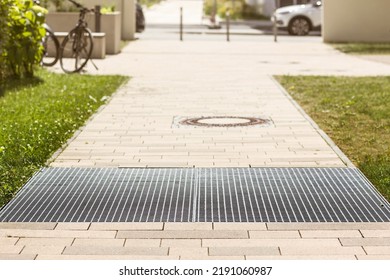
49, 32, 106, 59
46, 12, 121, 54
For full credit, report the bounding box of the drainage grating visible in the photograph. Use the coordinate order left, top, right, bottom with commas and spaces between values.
0, 168, 389, 222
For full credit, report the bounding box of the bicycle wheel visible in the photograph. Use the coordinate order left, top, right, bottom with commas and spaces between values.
60, 27, 94, 73
42, 27, 60, 67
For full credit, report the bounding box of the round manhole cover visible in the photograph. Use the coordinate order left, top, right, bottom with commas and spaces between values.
180, 116, 269, 127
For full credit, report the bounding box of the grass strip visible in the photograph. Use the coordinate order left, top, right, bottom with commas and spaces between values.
332, 43, 390, 54
276, 75, 390, 202
0, 69, 128, 207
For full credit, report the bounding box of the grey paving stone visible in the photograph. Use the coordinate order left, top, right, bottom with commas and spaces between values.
267, 223, 390, 230
63, 246, 169, 256
0, 254, 37, 260
209, 247, 280, 256
117, 230, 248, 239
340, 238, 390, 246
0, 223, 56, 230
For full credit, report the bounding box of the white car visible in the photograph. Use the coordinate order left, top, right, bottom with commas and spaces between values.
273, 1, 322, 36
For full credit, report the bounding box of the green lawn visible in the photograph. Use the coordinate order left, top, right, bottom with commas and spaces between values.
332, 43, 390, 54
276, 76, 390, 202
0, 70, 128, 207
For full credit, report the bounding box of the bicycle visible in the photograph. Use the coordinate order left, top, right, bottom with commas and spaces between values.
42, 23, 60, 66
59, 0, 95, 73
34, 0, 60, 67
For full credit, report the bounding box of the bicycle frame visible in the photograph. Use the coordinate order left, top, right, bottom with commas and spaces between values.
60, 0, 95, 73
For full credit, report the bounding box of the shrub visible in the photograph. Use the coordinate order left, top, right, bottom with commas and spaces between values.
204, 0, 269, 20
218, 1, 243, 20
138, 0, 164, 8
5, 0, 47, 78
0, 0, 47, 80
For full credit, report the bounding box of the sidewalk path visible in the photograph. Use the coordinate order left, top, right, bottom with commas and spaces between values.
51, 38, 390, 168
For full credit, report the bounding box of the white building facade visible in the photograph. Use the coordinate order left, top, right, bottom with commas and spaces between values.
323, 0, 390, 42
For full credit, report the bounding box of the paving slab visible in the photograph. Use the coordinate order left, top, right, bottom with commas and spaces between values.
340, 238, 390, 247
246, 255, 357, 260
0, 222, 388, 260
21, 245, 66, 255
0, 254, 37, 260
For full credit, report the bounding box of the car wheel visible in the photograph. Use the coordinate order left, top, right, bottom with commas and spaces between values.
288, 17, 311, 36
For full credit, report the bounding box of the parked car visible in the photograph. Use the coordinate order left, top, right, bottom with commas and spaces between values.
273, 0, 322, 36
136, 3, 145, 33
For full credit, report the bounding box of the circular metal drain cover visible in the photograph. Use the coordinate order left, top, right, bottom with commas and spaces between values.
180, 116, 269, 127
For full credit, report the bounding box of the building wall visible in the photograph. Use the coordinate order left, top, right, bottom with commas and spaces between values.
323, 0, 390, 42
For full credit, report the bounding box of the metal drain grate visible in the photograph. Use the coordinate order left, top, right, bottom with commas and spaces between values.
196, 168, 390, 222
0, 168, 389, 222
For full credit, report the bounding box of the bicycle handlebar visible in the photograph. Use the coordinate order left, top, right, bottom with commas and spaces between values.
68, 0, 94, 12
68, 0, 82, 9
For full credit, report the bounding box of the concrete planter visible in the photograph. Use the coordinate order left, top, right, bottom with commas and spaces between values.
51, 32, 106, 59
80, 0, 136, 40
46, 12, 121, 54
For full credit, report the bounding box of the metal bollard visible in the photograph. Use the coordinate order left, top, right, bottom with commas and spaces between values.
226, 9, 230, 42
273, 14, 278, 43
273, 0, 279, 43
95, 5, 101, 33
180, 7, 183, 41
